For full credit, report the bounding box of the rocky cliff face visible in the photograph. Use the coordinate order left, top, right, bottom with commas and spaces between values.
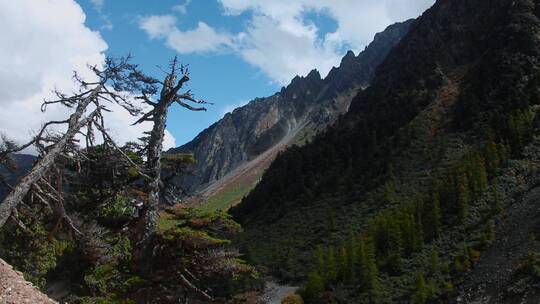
168, 20, 413, 193
0, 258, 56, 304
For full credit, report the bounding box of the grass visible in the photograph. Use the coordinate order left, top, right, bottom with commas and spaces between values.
157, 182, 253, 231
199, 182, 255, 212
157, 211, 182, 231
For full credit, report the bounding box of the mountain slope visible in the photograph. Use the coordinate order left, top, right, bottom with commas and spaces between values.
0, 154, 36, 200
232, 0, 540, 302
167, 20, 413, 208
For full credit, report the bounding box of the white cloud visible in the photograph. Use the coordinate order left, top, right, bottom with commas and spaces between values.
140, 0, 434, 85
219, 0, 435, 51
163, 130, 177, 150
138, 15, 177, 39
0, 0, 176, 153
237, 15, 339, 85
172, 0, 192, 15
224, 0, 435, 83
139, 16, 233, 54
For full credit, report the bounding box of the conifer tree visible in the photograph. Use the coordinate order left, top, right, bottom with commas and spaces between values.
327, 207, 336, 232
481, 219, 495, 248
472, 154, 488, 195
345, 231, 357, 284
401, 213, 423, 257
314, 245, 325, 278
456, 174, 470, 220
365, 241, 381, 303
382, 180, 398, 205
429, 249, 440, 276
422, 193, 442, 241
325, 247, 338, 283
338, 244, 348, 283
411, 272, 430, 304
492, 178, 504, 214
461, 243, 471, 269
484, 135, 500, 176
303, 272, 325, 302
357, 237, 369, 289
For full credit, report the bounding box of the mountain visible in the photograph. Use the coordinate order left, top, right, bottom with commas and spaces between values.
232, 0, 540, 302
167, 20, 413, 209
0, 153, 36, 200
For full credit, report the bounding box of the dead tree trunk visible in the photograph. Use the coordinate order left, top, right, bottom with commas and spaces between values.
136, 102, 170, 259
0, 87, 101, 227
133, 57, 209, 267
0, 56, 147, 229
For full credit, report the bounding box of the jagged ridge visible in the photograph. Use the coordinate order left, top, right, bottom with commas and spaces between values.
168, 20, 413, 202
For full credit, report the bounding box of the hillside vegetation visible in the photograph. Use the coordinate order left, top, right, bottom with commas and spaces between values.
231, 0, 540, 302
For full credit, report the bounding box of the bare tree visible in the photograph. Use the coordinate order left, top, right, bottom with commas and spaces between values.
0, 55, 208, 273
130, 56, 210, 266
0, 56, 148, 228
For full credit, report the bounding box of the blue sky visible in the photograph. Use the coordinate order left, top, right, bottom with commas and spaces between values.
78, 0, 435, 147
0, 0, 434, 150
78, 0, 340, 146
78, 0, 278, 146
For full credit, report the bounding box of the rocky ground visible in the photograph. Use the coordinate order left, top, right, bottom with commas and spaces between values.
0, 258, 56, 304
453, 140, 540, 304
257, 281, 298, 304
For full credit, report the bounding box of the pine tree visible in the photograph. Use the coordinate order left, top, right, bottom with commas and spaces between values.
327, 207, 336, 232
472, 154, 488, 195
345, 231, 357, 284
338, 244, 348, 283
382, 165, 399, 204
357, 237, 369, 290
325, 247, 338, 283
382, 179, 398, 205
401, 212, 423, 257
411, 272, 429, 304
429, 249, 440, 276
365, 241, 381, 304
461, 243, 471, 269
388, 214, 404, 273
492, 178, 503, 214
303, 272, 325, 302
484, 137, 500, 177
423, 193, 442, 241
481, 219, 495, 248
315, 245, 325, 278
456, 174, 470, 220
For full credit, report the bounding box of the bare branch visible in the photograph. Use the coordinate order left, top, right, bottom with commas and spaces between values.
179, 273, 214, 302
92, 122, 152, 180
132, 109, 156, 125
176, 100, 207, 112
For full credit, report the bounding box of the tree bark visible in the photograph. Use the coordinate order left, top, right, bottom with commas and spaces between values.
135, 103, 169, 260
134, 77, 175, 269
0, 86, 102, 228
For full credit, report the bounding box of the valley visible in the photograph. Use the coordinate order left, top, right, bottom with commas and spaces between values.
1, 0, 540, 303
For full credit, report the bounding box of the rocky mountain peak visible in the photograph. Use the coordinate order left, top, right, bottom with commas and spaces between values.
306, 69, 321, 81
168, 19, 414, 198
340, 50, 356, 65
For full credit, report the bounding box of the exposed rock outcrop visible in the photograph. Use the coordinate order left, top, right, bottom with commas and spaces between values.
0, 258, 56, 304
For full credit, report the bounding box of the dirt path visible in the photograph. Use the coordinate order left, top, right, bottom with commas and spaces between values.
258, 281, 298, 304
0, 258, 56, 304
